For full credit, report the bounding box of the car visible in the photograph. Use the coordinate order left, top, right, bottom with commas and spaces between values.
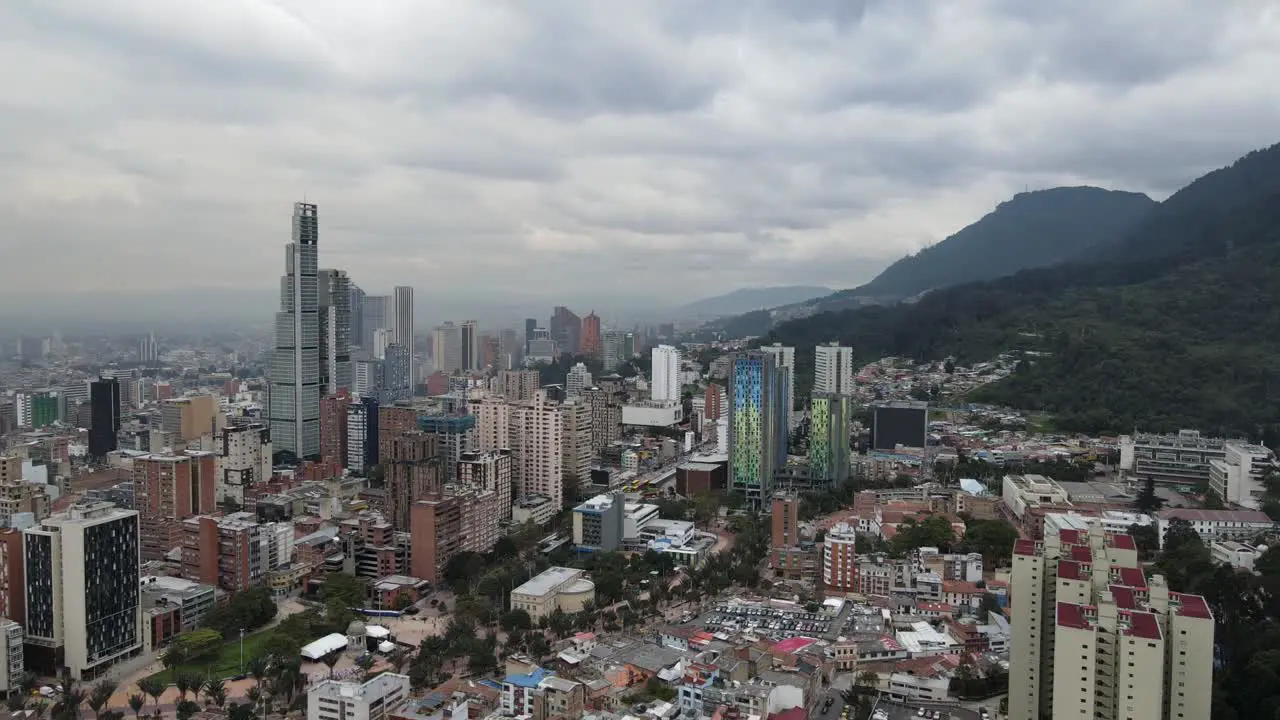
917, 710, 927, 717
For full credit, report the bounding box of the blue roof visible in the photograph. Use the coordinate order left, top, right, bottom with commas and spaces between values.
503, 667, 552, 688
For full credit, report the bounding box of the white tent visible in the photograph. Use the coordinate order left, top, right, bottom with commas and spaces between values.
300, 633, 349, 660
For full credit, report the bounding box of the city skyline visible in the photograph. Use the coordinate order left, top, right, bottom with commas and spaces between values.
3, 3, 1278, 300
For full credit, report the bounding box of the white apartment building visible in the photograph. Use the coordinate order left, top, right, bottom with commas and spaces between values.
307, 673, 410, 720
215, 423, 272, 505
814, 342, 854, 396
566, 363, 593, 399
478, 393, 565, 508
1044, 510, 1154, 539
23, 503, 143, 680
651, 345, 681, 403
1154, 508, 1274, 548
1208, 440, 1275, 509
0, 620, 22, 693
759, 343, 796, 424
1002, 474, 1070, 519
1010, 523, 1213, 720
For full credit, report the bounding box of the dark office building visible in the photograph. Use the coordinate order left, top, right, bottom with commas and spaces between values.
871, 400, 929, 451
88, 378, 121, 459
550, 306, 581, 356
524, 318, 538, 354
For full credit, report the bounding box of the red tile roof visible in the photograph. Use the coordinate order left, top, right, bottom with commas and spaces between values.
1108, 534, 1137, 551
1114, 566, 1147, 589
767, 708, 806, 720
1056, 602, 1093, 631
1059, 528, 1085, 545
1058, 560, 1087, 582
942, 580, 981, 596
1109, 585, 1140, 610
1122, 610, 1162, 640
1171, 592, 1213, 620
1070, 546, 1093, 563
1013, 539, 1038, 557
772, 637, 818, 654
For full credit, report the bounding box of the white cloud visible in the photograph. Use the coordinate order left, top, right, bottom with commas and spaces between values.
1, 0, 1278, 303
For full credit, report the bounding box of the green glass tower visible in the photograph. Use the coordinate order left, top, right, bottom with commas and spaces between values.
809, 393, 851, 486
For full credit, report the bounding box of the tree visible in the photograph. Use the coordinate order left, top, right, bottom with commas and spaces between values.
1134, 477, 1164, 513
321, 650, 342, 679
1128, 523, 1160, 560
203, 679, 227, 709
960, 519, 1020, 565
170, 628, 223, 664
87, 680, 117, 720
52, 682, 86, 720
127, 695, 146, 720
500, 609, 532, 633
977, 592, 1002, 619
468, 650, 497, 677
136, 678, 166, 713
175, 701, 200, 720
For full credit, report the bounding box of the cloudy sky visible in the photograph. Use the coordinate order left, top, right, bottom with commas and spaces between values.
3, 0, 1279, 308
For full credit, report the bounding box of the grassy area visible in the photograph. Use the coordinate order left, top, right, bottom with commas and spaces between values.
146, 629, 276, 684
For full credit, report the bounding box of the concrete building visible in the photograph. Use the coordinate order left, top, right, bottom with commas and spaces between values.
418, 414, 476, 487
308, 673, 410, 720
1010, 523, 1213, 720
566, 363, 592, 400
550, 306, 582, 356
580, 313, 602, 359
160, 395, 221, 443
822, 522, 858, 595
215, 423, 272, 506
509, 567, 596, 621
582, 381, 626, 453
380, 432, 441, 531
1211, 540, 1260, 571
432, 322, 462, 374
650, 345, 681, 403
1154, 507, 1274, 548
1119, 429, 1240, 491
0, 455, 49, 527
1208, 440, 1275, 509
345, 398, 379, 476
133, 452, 218, 561
319, 391, 352, 469
360, 294, 391, 355
572, 492, 625, 552
621, 400, 683, 427
268, 201, 322, 459
23, 503, 142, 679
511, 394, 565, 508
497, 370, 541, 404
1002, 474, 1070, 519
460, 320, 479, 372
729, 351, 789, 508
88, 377, 121, 459
458, 450, 512, 522
561, 400, 592, 498
813, 342, 854, 396
758, 343, 795, 424
511, 496, 557, 526
0, 620, 22, 693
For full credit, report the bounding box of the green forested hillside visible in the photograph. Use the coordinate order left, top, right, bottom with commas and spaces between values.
766, 182, 1280, 440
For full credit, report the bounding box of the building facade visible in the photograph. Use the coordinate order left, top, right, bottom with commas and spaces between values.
318, 268, 352, 396
268, 202, 322, 459
729, 352, 789, 508
650, 345, 681, 403
809, 393, 851, 487
813, 342, 854, 396
88, 377, 121, 459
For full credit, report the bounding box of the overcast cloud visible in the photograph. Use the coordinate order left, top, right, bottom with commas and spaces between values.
2, 0, 1279, 305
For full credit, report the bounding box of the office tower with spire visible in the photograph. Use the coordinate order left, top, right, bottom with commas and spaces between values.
268, 202, 321, 460
814, 342, 854, 396
392, 286, 415, 381
318, 268, 352, 395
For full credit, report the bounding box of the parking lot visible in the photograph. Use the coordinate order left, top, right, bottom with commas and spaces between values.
702, 602, 834, 636
868, 699, 985, 720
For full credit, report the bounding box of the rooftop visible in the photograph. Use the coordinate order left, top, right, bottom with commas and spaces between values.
511, 567, 582, 598
1157, 508, 1274, 523
503, 666, 552, 689
1056, 602, 1094, 631
1058, 560, 1087, 582
1113, 566, 1146, 589
1121, 610, 1162, 641
1171, 592, 1213, 620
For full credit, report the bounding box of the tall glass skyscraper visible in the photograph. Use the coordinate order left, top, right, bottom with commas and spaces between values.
268, 202, 321, 459
728, 351, 789, 509
809, 393, 851, 486
318, 268, 352, 396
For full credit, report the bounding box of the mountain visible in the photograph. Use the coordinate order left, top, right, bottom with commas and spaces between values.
858, 186, 1154, 298
675, 286, 832, 320
765, 141, 1280, 440
704, 186, 1154, 336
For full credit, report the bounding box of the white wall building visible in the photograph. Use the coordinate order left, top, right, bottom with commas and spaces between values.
1209, 440, 1275, 509
0, 620, 22, 693
307, 673, 409, 720
1155, 508, 1274, 548
621, 401, 683, 427
1211, 540, 1260, 571
650, 345, 681, 403
215, 423, 272, 505
814, 342, 854, 396
1001, 474, 1069, 519
566, 363, 593, 399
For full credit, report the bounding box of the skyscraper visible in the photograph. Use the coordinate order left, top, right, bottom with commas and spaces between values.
268, 202, 321, 460
393, 286, 415, 380
814, 342, 854, 396
650, 345, 681, 402
88, 377, 120, 459
381, 343, 412, 405
759, 343, 795, 426
566, 363, 592, 399
138, 332, 159, 366
460, 320, 479, 372
550, 306, 581, 356
580, 312, 602, 359
524, 318, 537, 355
601, 329, 624, 372
432, 322, 462, 374
809, 394, 851, 486
318, 269, 352, 396
361, 294, 391, 351
349, 284, 366, 352
728, 351, 789, 509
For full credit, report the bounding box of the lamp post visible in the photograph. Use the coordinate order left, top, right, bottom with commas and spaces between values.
239, 628, 246, 673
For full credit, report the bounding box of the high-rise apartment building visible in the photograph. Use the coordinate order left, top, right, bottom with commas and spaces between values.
380, 343, 412, 404
582, 382, 625, 453
23, 503, 142, 679
704, 383, 726, 422
550, 307, 581, 356
823, 522, 858, 595
1010, 524, 1213, 720
392, 286, 415, 380
809, 393, 851, 486
580, 312, 602, 359
345, 398, 379, 476
0, 455, 49, 526
0, 529, 27, 625
458, 450, 513, 522
418, 414, 476, 486
161, 395, 221, 443
601, 329, 625, 372
432, 322, 462, 374
134, 452, 217, 561
215, 423, 272, 506
360, 294, 391, 351
759, 343, 795, 425
380, 432, 441, 531
460, 320, 479, 372
180, 513, 262, 592
319, 391, 351, 468
561, 400, 592, 500
650, 345, 681, 403
88, 377, 121, 459
477, 395, 564, 507
318, 269, 352, 395
476, 397, 511, 454
268, 202, 322, 460
497, 370, 541, 404
814, 342, 854, 396
566, 363, 592, 399
729, 351, 789, 508
349, 283, 366, 352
